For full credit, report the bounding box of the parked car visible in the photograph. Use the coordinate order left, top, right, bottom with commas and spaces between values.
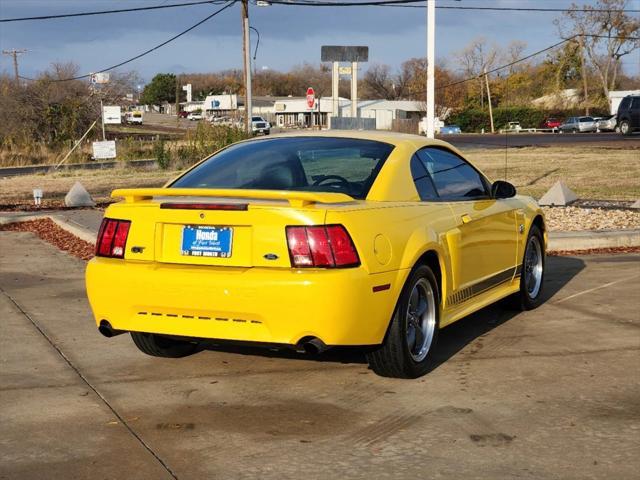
542, 118, 562, 130
505, 121, 522, 132
251, 116, 271, 135
210, 116, 233, 126
124, 111, 143, 125
616, 95, 640, 135
86, 132, 546, 379
439, 125, 462, 135
178, 111, 189, 118
596, 115, 617, 132
559, 116, 597, 133
187, 112, 203, 121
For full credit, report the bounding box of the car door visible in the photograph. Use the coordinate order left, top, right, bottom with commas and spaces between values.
631, 97, 640, 128
415, 147, 519, 301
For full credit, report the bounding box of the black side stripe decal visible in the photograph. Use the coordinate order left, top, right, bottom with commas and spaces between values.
447, 264, 522, 307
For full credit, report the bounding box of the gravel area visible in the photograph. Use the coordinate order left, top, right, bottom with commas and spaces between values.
0, 218, 94, 260
542, 206, 640, 231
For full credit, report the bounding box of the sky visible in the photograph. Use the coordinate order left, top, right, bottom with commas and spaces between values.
1, 0, 638, 84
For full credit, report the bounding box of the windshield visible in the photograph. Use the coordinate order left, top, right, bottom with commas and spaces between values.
170, 137, 395, 199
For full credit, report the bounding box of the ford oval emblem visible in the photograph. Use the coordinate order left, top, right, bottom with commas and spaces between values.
263, 253, 279, 260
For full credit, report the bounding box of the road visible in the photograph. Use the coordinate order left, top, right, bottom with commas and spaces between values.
445, 131, 640, 149
1, 229, 639, 479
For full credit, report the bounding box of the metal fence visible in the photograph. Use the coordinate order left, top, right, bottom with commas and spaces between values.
330, 117, 376, 130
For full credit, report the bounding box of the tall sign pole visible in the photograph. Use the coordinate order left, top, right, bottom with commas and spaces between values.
426, 0, 435, 138
351, 62, 358, 118
241, 0, 253, 134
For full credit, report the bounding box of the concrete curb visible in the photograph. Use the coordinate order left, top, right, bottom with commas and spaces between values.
1, 213, 639, 252
547, 229, 640, 252
0, 213, 97, 244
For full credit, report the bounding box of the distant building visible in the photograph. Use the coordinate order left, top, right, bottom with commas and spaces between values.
342, 100, 427, 130
274, 97, 350, 128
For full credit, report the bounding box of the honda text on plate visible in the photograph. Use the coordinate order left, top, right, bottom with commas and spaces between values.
86, 132, 546, 378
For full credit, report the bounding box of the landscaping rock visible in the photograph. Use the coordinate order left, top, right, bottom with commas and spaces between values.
539, 180, 578, 206
64, 182, 96, 207
631, 199, 640, 209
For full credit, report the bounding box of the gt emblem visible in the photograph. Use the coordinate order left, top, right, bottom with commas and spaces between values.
263, 253, 279, 260
519, 224, 525, 234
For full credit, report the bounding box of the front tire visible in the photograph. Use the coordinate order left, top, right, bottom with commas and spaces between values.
511, 225, 545, 311
366, 265, 440, 378
130, 332, 198, 358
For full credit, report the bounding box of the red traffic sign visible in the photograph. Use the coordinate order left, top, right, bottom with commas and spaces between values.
306, 87, 315, 109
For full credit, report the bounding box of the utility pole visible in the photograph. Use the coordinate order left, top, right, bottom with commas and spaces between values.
2, 49, 27, 85
426, 0, 435, 139
175, 74, 181, 126
578, 34, 589, 115
241, 0, 253, 134
484, 68, 494, 134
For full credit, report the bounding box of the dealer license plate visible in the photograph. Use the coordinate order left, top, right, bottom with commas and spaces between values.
181, 226, 233, 258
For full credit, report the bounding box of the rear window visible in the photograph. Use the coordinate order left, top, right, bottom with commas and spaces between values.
170, 137, 394, 199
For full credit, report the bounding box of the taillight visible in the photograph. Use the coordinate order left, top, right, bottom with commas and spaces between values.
286, 225, 360, 268
96, 218, 131, 258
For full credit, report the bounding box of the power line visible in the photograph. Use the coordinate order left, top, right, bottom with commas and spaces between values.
437, 32, 639, 91
1, 0, 637, 21
19, 1, 236, 82
437, 37, 573, 91
0, 0, 228, 23
263, 0, 640, 12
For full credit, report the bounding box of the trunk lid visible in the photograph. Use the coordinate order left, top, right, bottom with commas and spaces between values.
109, 188, 355, 268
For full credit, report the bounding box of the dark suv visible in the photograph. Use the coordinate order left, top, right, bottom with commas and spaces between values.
617, 95, 640, 135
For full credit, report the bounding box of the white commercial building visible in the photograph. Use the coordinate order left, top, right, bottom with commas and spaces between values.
340, 100, 427, 130
609, 90, 640, 115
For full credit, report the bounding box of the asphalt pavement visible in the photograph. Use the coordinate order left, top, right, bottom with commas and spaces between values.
1, 230, 639, 480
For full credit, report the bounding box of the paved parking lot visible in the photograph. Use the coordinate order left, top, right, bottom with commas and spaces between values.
1, 231, 639, 480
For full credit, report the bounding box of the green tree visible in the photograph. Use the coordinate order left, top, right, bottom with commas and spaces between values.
140, 73, 177, 105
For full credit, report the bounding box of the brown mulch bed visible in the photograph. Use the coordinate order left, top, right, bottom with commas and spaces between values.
0, 200, 111, 212
0, 218, 95, 261
549, 246, 640, 256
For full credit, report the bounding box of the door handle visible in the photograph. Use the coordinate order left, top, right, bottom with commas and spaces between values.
461, 214, 472, 224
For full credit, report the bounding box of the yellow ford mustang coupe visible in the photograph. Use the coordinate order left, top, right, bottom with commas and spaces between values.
86, 131, 546, 378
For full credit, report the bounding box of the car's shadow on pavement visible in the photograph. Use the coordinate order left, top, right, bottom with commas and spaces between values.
200, 255, 585, 369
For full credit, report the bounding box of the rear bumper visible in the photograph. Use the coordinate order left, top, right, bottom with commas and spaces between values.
86, 258, 407, 346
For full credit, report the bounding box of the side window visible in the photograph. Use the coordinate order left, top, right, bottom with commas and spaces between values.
631, 97, 640, 109
417, 148, 489, 200
619, 98, 631, 111
410, 154, 438, 200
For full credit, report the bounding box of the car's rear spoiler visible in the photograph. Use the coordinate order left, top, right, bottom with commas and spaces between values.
111, 188, 355, 208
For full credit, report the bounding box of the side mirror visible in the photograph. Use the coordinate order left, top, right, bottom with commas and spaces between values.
491, 180, 516, 199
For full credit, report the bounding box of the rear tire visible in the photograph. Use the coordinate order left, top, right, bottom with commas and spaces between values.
130, 332, 198, 358
619, 120, 631, 136
509, 225, 545, 311
366, 264, 440, 378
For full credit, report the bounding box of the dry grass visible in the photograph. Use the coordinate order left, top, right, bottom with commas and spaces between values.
1, 146, 638, 206
0, 167, 178, 204
466, 146, 640, 200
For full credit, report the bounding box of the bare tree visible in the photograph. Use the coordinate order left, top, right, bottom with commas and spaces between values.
556, 0, 640, 100
456, 37, 498, 108
504, 40, 528, 74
